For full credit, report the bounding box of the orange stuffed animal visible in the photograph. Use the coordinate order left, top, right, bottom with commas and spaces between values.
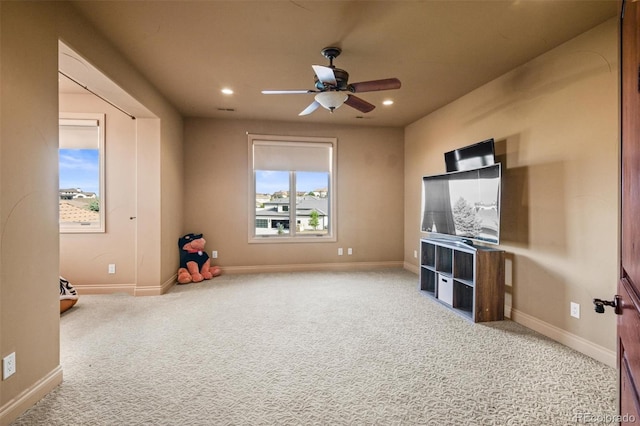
177, 233, 221, 284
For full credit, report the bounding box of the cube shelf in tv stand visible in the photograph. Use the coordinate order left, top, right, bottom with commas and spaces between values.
420, 237, 505, 322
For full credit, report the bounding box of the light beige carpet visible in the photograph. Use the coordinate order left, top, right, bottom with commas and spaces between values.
13, 270, 615, 425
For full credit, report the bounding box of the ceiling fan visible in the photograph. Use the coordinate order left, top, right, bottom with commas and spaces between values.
261, 47, 401, 116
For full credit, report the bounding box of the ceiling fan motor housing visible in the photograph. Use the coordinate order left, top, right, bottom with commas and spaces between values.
314, 68, 349, 91
321, 47, 342, 60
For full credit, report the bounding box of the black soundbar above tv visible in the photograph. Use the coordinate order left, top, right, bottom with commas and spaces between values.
445, 138, 495, 172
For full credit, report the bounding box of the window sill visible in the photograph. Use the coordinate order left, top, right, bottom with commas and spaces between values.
249, 235, 336, 244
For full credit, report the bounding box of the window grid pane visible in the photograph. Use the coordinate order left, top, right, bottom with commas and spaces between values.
255, 170, 290, 236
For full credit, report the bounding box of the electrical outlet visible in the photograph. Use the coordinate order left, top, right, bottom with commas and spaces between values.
108, 264, 116, 274
212, 251, 218, 259
338, 248, 343, 256
3, 352, 16, 380
347, 248, 353, 255
570, 302, 580, 319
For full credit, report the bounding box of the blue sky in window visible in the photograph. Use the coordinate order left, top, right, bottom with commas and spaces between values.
256, 171, 327, 194
59, 149, 100, 195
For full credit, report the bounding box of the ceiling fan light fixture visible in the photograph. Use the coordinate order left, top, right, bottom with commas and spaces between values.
315, 91, 348, 111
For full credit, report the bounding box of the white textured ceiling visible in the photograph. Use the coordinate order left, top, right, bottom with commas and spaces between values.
64, 1, 617, 127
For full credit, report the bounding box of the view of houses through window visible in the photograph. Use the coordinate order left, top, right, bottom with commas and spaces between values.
59, 114, 105, 232
249, 134, 336, 242
255, 170, 329, 236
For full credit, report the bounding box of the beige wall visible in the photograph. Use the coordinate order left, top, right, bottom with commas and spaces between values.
56, 3, 185, 296
404, 18, 619, 362
59, 94, 137, 291
184, 118, 404, 271
0, 2, 62, 422
59, 91, 178, 296
159, 116, 185, 287
0, 2, 184, 423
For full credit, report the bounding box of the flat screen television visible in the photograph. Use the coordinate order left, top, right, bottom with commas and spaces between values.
421, 163, 501, 245
444, 138, 495, 172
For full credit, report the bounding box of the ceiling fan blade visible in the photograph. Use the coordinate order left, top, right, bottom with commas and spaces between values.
262, 90, 315, 94
312, 65, 337, 86
348, 78, 401, 93
299, 101, 321, 116
344, 95, 375, 113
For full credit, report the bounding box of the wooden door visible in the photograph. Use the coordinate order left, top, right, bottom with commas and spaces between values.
620, 0, 640, 422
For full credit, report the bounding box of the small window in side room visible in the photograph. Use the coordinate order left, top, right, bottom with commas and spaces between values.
59, 113, 105, 233
249, 134, 337, 243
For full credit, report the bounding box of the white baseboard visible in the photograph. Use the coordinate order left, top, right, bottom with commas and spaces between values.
161, 273, 177, 294
75, 266, 409, 294
73, 283, 135, 295
510, 308, 616, 368
0, 365, 63, 426
403, 262, 420, 275
134, 274, 177, 296
134, 286, 162, 296
74, 275, 178, 297
221, 261, 404, 275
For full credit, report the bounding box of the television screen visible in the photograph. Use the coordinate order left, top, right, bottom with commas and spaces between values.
444, 138, 495, 172
421, 164, 501, 245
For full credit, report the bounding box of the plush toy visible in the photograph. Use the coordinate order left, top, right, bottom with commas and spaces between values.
177, 233, 221, 284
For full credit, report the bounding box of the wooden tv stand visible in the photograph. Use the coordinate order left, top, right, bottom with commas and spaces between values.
419, 237, 505, 322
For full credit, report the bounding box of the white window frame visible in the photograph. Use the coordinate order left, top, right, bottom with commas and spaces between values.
248, 134, 337, 243
59, 112, 106, 233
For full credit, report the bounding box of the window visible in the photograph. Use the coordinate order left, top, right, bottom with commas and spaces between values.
59, 113, 105, 233
248, 134, 337, 243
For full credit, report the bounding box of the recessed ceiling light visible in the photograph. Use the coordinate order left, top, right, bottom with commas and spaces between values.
221, 88, 234, 95
383, 99, 394, 106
